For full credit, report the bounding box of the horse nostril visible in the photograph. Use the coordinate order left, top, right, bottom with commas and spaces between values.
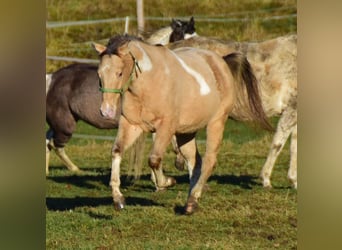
100, 106, 115, 119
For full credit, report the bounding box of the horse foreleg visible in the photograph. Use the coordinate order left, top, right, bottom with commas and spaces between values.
260, 107, 297, 188
288, 124, 297, 189
149, 127, 176, 191
185, 119, 225, 214
110, 117, 143, 210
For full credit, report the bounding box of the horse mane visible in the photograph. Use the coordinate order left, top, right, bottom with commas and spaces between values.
100, 34, 142, 57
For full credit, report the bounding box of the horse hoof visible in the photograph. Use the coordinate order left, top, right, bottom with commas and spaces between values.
156, 177, 177, 191
168, 177, 177, 187
114, 197, 125, 210
184, 196, 198, 215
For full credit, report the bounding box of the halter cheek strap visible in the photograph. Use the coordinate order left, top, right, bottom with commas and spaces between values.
99, 52, 141, 94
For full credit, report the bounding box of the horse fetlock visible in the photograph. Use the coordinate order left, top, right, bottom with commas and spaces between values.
261, 177, 272, 188
288, 173, 297, 189
148, 155, 161, 169
70, 166, 80, 172
174, 155, 185, 171
155, 176, 176, 191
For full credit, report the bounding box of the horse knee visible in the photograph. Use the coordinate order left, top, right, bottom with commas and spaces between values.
149, 154, 161, 169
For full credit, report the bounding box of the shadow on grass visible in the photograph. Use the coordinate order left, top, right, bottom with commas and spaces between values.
174, 173, 259, 189
48, 165, 261, 190
46, 196, 161, 211
47, 166, 154, 190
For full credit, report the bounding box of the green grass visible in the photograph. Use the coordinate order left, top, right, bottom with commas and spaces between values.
47, 118, 296, 249
46, 0, 297, 248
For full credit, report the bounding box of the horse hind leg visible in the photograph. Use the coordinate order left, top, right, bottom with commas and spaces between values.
260, 107, 296, 188
46, 129, 54, 175
185, 119, 225, 214
149, 124, 177, 191
149, 134, 177, 191
55, 147, 80, 172
47, 129, 80, 173
288, 124, 297, 189
175, 133, 200, 186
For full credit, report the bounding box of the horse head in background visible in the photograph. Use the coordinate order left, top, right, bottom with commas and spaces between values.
145, 16, 197, 45
169, 16, 196, 43
93, 34, 271, 214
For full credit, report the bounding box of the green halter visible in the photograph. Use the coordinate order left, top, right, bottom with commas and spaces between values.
99, 52, 141, 94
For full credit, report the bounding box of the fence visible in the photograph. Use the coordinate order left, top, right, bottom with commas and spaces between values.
46, 6, 296, 65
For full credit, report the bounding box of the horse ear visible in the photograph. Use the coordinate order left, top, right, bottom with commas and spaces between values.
189, 16, 195, 25
92, 43, 107, 54
171, 19, 177, 30
117, 42, 130, 57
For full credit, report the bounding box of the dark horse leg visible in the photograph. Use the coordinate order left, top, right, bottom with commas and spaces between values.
175, 133, 201, 186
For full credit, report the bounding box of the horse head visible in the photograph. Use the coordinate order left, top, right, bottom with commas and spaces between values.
170, 16, 197, 43
93, 41, 131, 120
93, 36, 150, 120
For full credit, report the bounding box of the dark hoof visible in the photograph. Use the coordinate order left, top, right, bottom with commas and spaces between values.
114, 197, 125, 210
184, 196, 198, 215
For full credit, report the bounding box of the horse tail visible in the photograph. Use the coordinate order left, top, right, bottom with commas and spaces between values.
127, 132, 147, 180
223, 52, 273, 131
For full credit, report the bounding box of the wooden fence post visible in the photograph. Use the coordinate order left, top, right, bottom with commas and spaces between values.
136, 0, 144, 35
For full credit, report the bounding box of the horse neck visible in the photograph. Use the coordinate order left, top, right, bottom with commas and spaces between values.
146, 27, 172, 45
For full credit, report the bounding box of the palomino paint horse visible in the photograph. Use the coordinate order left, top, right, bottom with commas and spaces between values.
93, 34, 271, 214
168, 35, 297, 188
46, 19, 195, 175
145, 17, 197, 45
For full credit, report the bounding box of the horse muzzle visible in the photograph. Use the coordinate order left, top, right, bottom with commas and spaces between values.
100, 103, 117, 119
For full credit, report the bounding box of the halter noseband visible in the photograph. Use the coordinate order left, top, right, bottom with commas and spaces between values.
99, 52, 141, 94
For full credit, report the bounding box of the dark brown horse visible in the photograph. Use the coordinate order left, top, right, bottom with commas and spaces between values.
46, 63, 120, 174
93, 35, 271, 214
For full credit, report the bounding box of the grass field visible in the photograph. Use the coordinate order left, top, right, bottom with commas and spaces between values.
46, 0, 297, 249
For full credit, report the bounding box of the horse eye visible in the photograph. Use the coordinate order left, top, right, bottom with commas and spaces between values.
118, 72, 123, 77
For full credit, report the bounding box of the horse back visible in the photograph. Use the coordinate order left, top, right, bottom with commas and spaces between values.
244, 35, 297, 116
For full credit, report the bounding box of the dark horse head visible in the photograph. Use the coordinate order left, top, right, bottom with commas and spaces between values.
169, 17, 197, 43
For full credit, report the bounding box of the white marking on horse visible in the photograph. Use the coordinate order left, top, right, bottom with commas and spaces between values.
135, 43, 153, 72
184, 32, 198, 40
170, 51, 211, 95
101, 64, 111, 72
